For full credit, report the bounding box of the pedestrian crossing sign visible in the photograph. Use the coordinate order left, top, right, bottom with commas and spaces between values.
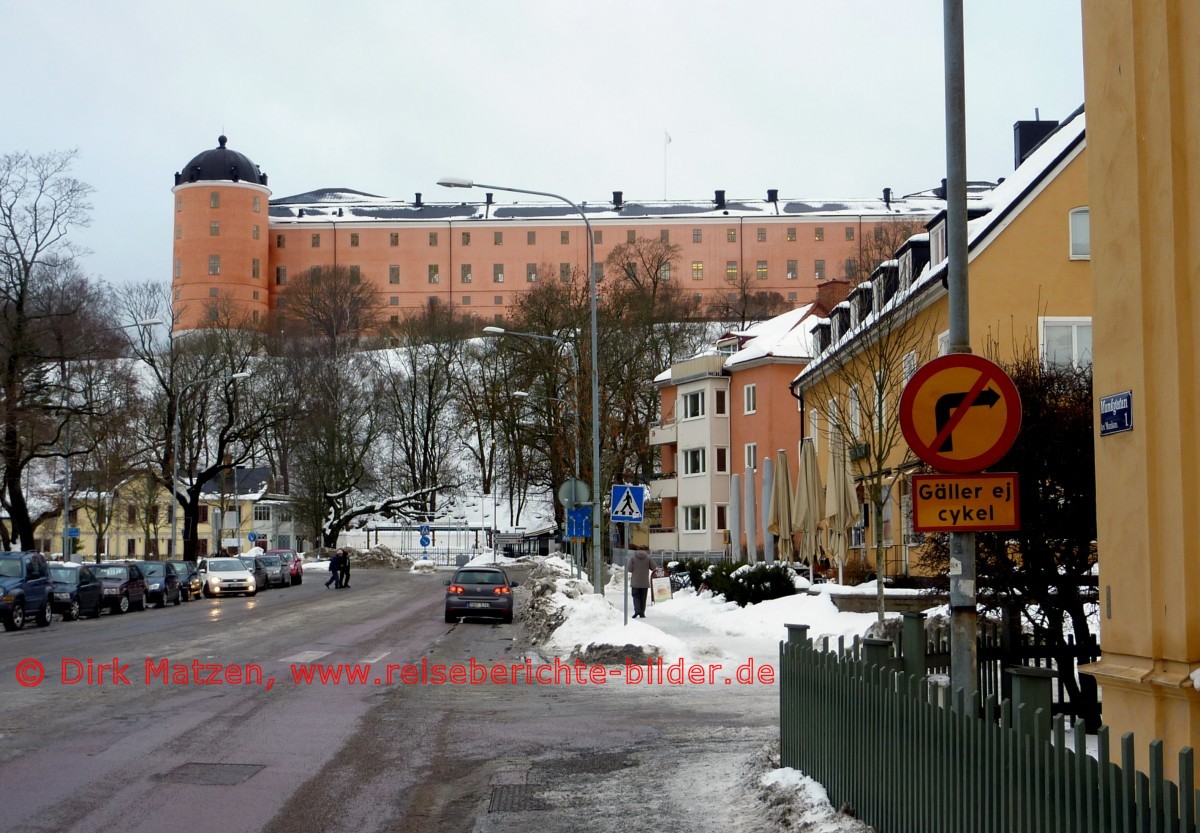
610, 485, 646, 523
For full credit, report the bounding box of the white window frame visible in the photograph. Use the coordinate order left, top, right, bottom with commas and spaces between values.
808, 408, 819, 452
744, 443, 758, 471
683, 505, 707, 532
743, 383, 757, 415
1039, 316, 1093, 369
903, 351, 918, 383
937, 330, 951, 356
1068, 207, 1090, 260
682, 390, 705, 420
682, 447, 706, 476
848, 386, 861, 439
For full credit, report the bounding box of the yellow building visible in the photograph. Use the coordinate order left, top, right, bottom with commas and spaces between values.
1079, 0, 1200, 773
790, 110, 1091, 578
44, 466, 300, 559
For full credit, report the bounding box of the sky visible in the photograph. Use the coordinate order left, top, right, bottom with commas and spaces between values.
5, 0, 1084, 291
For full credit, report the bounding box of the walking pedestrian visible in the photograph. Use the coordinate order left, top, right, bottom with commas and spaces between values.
325, 550, 342, 589
628, 550, 658, 618
338, 548, 351, 589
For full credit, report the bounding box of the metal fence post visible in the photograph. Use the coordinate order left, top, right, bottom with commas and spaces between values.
903, 611, 927, 678
1010, 666, 1055, 739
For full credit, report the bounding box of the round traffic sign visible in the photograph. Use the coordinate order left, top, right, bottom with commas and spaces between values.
247, 532, 257, 543
420, 536, 431, 548
557, 478, 590, 508
899, 353, 1021, 473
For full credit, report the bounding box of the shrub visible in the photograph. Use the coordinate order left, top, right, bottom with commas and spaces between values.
701, 561, 798, 608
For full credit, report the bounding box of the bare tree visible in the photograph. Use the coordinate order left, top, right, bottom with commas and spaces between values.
706, 268, 790, 328
277, 264, 383, 351
799, 262, 941, 622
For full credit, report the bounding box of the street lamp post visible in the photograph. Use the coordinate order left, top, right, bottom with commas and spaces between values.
445, 178, 603, 592
172, 371, 251, 561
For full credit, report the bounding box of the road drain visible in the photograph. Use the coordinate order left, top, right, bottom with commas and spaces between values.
488, 784, 543, 812
159, 763, 265, 785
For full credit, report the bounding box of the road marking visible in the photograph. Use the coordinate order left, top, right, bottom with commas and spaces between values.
358, 652, 390, 664
278, 650, 331, 663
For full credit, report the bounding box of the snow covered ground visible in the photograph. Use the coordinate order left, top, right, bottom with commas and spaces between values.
517, 555, 886, 832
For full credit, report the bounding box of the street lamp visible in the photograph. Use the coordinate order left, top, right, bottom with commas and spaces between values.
61, 317, 162, 563
171, 371, 251, 561
446, 178, 603, 592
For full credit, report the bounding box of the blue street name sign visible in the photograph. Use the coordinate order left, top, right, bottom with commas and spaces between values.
67, 527, 80, 538
1099, 390, 1133, 437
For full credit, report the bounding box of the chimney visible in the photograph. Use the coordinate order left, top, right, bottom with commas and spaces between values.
767, 188, 778, 203
612, 191, 623, 209
714, 189, 726, 209
485, 192, 494, 205
938, 178, 948, 200
882, 187, 892, 208
815, 278, 852, 315
1013, 118, 1058, 167
414, 192, 423, 207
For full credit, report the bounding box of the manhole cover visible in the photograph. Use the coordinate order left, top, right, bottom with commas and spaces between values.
488, 784, 543, 812
160, 763, 265, 785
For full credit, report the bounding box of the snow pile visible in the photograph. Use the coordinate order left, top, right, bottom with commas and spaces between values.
354, 544, 413, 570
745, 744, 875, 832
409, 556, 437, 574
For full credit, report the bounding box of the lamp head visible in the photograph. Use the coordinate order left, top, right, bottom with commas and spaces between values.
482, 326, 505, 335
136, 318, 164, 327
513, 391, 531, 399
437, 177, 474, 189
230, 372, 251, 381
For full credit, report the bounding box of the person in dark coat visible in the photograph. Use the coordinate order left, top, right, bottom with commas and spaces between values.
326, 550, 342, 589
338, 548, 351, 589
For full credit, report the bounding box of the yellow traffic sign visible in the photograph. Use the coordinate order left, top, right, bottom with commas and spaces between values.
899, 354, 1022, 473
911, 473, 1020, 532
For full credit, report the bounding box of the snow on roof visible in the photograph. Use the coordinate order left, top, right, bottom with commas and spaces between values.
268, 191, 948, 224
791, 106, 1086, 388
724, 304, 821, 368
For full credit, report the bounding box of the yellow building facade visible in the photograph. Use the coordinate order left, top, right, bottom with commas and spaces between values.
1079, 0, 1200, 773
791, 111, 1092, 578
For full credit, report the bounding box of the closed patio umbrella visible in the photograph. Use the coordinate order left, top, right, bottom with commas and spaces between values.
824, 431, 861, 585
767, 448, 796, 564
791, 438, 823, 582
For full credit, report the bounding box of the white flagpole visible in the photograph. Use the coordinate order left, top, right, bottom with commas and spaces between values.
663, 130, 671, 199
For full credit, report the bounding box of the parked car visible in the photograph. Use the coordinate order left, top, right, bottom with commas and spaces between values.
255, 554, 290, 589
268, 549, 303, 585
49, 562, 103, 620
169, 560, 203, 601
139, 561, 182, 608
197, 557, 257, 597
93, 563, 149, 614
444, 566, 519, 624
0, 551, 55, 631
237, 556, 271, 592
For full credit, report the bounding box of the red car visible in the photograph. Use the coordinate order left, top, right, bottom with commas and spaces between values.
268, 549, 303, 585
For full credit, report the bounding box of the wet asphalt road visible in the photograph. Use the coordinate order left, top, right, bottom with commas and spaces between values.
0, 567, 780, 833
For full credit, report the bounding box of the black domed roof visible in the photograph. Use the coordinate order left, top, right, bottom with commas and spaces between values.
175, 135, 267, 186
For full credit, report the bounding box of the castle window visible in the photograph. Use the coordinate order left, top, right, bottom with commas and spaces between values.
787, 227, 797, 241
527, 231, 536, 245
462, 232, 471, 245
349, 266, 360, 283
693, 229, 702, 243
173, 259, 181, 278
275, 267, 286, 286
756, 260, 768, 280
390, 232, 399, 247
276, 234, 286, 248
210, 192, 220, 208
175, 225, 182, 240
692, 261, 704, 280
526, 263, 538, 282
389, 265, 400, 284
461, 296, 471, 305
815, 227, 824, 241
461, 264, 472, 283
428, 265, 440, 284
209, 287, 219, 297
208, 255, 220, 275
311, 234, 320, 248
210, 222, 220, 236
727, 228, 737, 243
757, 227, 767, 242
845, 226, 855, 241
429, 232, 438, 247
252, 258, 260, 278
253, 196, 261, 212
252, 225, 259, 240
350, 233, 360, 247
560, 231, 569, 245
494, 231, 503, 245
593, 230, 602, 245
175, 196, 182, 213
390, 296, 399, 306
627, 230, 636, 244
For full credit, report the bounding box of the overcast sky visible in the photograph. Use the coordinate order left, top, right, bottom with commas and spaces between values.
6, 0, 1084, 289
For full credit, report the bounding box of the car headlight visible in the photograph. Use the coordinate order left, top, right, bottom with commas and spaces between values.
149, 582, 161, 591
55, 592, 71, 600
210, 577, 221, 585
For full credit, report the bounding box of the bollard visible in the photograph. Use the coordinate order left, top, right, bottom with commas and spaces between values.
902, 611, 927, 678
927, 673, 951, 708
1009, 666, 1056, 738
785, 623, 810, 646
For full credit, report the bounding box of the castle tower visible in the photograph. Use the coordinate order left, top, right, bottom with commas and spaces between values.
171, 136, 271, 331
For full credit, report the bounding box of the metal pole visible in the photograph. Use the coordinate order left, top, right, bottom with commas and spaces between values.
943, 0, 977, 702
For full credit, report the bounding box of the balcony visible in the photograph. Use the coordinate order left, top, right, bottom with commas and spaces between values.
648, 525, 677, 551
649, 417, 676, 446
649, 472, 677, 500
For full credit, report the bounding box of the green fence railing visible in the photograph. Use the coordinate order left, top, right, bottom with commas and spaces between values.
780, 625, 1198, 833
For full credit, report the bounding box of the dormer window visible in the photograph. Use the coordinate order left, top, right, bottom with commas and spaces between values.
899, 252, 913, 290
930, 221, 947, 264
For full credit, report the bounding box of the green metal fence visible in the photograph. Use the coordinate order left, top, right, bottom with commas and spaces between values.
780, 625, 1198, 833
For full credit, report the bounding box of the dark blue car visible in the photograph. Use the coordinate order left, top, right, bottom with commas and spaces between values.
0, 551, 55, 631
49, 562, 103, 620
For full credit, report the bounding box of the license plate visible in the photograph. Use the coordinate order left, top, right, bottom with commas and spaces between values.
467, 602, 490, 609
